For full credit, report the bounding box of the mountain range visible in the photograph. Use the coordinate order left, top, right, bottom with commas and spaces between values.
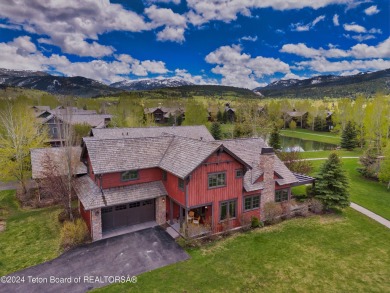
0, 67, 388, 98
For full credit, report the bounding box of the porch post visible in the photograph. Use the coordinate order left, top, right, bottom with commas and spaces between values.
169, 198, 174, 225
179, 206, 183, 223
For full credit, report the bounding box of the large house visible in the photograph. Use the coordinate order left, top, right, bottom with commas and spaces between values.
144, 106, 185, 124
33, 106, 111, 146
54, 125, 312, 242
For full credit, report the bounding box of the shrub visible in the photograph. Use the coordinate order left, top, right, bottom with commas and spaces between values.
239, 214, 252, 231
306, 185, 314, 198
251, 216, 264, 228
60, 219, 90, 250
263, 202, 283, 225
309, 198, 324, 214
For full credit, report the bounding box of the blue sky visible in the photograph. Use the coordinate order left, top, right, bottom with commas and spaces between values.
0, 0, 388, 89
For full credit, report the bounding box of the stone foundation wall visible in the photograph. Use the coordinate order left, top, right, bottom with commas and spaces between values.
91, 208, 102, 241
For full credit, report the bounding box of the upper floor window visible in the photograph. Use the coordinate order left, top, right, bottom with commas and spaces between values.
178, 178, 184, 190
235, 169, 243, 178
121, 170, 139, 181
275, 189, 289, 202
162, 170, 167, 181
208, 172, 226, 188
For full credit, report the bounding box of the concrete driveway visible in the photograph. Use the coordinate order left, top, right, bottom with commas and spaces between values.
0, 226, 189, 293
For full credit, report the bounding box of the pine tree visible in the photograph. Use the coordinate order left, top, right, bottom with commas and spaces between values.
268, 126, 281, 150
217, 110, 223, 122
210, 122, 222, 140
314, 153, 350, 210
341, 121, 358, 150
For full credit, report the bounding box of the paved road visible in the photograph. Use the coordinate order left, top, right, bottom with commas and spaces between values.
0, 226, 189, 293
0, 180, 35, 191
350, 202, 390, 229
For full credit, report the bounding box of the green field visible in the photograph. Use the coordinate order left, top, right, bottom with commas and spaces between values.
309, 159, 390, 220
300, 149, 364, 159
98, 209, 390, 293
0, 190, 61, 275
280, 128, 341, 145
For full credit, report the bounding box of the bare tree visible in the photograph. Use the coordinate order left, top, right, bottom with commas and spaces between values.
277, 151, 313, 175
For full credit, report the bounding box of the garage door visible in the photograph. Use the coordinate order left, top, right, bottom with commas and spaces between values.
101, 199, 155, 232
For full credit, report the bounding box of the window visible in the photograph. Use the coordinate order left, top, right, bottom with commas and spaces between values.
275, 189, 289, 202
121, 170, 138, 181
178, 178, 184, 190
129, 202, 140, 208
220, 199, 237, 221
101, 207, 112, 213
244, 195, 260, 211
208, 172, 226, 188
162, 170, 167, 181
115, 204, 127, 211
235, 169, 243, 178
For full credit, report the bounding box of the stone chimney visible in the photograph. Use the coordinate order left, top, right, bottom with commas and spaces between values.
259, 147, 275, 220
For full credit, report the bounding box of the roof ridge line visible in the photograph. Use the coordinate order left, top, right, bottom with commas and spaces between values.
158, 136, 176, 167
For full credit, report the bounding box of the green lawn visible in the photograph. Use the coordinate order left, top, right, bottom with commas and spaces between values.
300, 149, 364, 159
309, 159, 390, 220
280, 128, 341, 145
98, 209, 390, 293
0, 190, 62, 276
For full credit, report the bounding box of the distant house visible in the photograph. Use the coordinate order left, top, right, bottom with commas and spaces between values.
34, 106, 111, 146
27, 126, 313, 242
144, 106, 185, 124
224, 103, 236, 122
283, 109, 308, 128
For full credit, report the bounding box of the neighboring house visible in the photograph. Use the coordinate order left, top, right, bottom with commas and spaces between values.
34, 106, 111, 146
224, 103, 236, 122
69, 126, 312, 241
144, 106, 185, 124
283, 109, 308, 128
325, 111, 334, 131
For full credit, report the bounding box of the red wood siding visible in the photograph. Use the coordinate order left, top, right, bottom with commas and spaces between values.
86, 154, 95, 181
187, 151, 245, 231
101, 167, 162, 189
163, 172, 185, 206
79, 201, 91, 233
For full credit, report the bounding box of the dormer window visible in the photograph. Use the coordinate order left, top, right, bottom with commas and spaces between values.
121, 170, 139, 181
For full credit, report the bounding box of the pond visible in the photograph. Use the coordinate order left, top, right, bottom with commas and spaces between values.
280, 136, 338, 152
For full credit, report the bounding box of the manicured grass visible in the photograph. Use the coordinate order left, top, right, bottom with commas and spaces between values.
300, 149, 364, 159
98, 209, 390, 293
280, 128, 340, 145
309, 159, 390, 220
0, 190, 62, 276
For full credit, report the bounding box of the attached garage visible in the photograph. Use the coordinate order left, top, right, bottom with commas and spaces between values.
101, 199, 155, 232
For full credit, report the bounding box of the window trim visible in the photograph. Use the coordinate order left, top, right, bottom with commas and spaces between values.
243, 194, 260, 212
208, 171, 227, 189
235, 169, 244, 178
178, 178, 184, 190
121, 170, 139, 182
275, 188, 289, 202
219, 198, 237, 222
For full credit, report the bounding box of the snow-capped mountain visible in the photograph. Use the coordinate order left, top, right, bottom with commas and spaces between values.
110, 78, 194, 91
253, 69, 389, 98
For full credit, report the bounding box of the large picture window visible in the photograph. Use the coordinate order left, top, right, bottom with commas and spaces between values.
121, 170, 139, 181
275, 189, 289, 202
208, 172, 226, 188
220, 199, 237, 221
244, 195, 260, 211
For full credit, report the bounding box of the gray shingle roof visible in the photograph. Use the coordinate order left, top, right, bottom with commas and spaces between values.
74, 176, 167, 210
30, 147, 87, 179
57, 114, 111, 128
91, 125, 215, 141
221, 138, 298, 191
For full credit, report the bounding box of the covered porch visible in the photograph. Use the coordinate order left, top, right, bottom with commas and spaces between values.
167, 198, 213, 238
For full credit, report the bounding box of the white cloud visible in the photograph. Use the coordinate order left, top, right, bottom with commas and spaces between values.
339, 69, 361, 76
205, 44, 290, 89
240, 36, 258, 42
297, 58, 390, 73
281, 73, 306, 80
146, 0, 181, 4
145, 5, 187, 28
350, 34, 376, 42
186, 0, 350, 25
0, 36, 169, 83
364, 5, 380, 15
291, 15, 325, 32
333, 14, 340, 26
343, 23, 367, 33
281, 38, 390, 59
157, 26, 186, 42
174, 69, 217, 85
0, 0, 149, 57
